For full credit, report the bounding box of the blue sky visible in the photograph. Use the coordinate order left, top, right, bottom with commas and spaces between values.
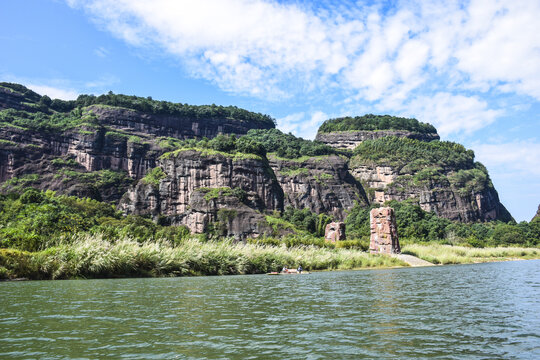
1, 0, 539, 221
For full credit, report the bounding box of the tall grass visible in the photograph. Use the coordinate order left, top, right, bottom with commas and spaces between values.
402, 244, 540, 265
0, 235, 406, 280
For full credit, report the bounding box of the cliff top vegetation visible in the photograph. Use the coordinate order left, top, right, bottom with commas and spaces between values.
0, 82, 276, 129
318, 114, 437, 134
351, 136, 475, 170
159, 129, 338, 160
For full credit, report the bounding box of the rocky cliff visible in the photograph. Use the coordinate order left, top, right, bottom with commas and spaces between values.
268, 154, 368, 220
350, 161, 510, 222
119, 149, 282, 239
0, 82, 514, 240
0, 82, 274, 201
315, 130, 440, 150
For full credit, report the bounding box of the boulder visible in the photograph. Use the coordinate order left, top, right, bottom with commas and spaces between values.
324, 222, 346, 242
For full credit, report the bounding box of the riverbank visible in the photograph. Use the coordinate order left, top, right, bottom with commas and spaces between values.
1, 237, 538, 280
0, 236, 405, 280
401, 244, 540, 264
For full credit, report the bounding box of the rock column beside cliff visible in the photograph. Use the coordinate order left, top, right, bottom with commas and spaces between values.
369, 207, 400, 254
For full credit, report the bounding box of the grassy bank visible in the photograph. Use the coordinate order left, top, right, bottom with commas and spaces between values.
0, 235, 406, 280
402, 244, 540, 265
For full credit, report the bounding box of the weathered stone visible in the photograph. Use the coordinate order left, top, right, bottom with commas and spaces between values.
533, 205, 540, 221
370, 207, 400, 254
119, 149, 283, 240
316, 130, 439, 150
324, 222, 346, 242
268, 154, 368, 220
350, 161, 512, 223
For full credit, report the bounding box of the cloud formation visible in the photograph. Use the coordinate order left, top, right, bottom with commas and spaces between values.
26, 84, 79, 100
67, 0, 540, 136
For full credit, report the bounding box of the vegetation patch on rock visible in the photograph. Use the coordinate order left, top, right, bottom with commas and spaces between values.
318, 114, 437, 134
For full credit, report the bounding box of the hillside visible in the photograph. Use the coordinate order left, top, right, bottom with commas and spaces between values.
317, 116, 511, 222
0, 83, 517, 244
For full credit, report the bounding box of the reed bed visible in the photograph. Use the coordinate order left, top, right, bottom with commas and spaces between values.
401, 244, 540, 265
0, 235, 406, 280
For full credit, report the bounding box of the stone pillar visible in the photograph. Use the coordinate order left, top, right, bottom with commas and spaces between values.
324, 222, 346, 242
369, 207, 400, 254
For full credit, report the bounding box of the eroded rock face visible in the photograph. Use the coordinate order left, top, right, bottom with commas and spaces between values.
88, 105, 273, 140
119, 150, 283, 239
369, 207, 400, 254
533, 205, 540, 221
316, 130, 439, 150
0, 91, 274, 202
268, 155, 368, 221
350, 162, 511, 222
324, 222, 346, 242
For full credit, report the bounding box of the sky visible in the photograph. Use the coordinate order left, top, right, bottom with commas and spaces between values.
1, 0, 539, 221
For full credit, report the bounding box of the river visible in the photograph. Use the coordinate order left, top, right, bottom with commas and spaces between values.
1, 260, 539, 359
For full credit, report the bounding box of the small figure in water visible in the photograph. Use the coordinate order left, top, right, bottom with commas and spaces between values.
297, 265, 302, 274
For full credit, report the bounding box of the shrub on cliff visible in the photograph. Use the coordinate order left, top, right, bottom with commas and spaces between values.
352, 136, 475, 170
0, 190, 192, 251
241, 128, 335, 159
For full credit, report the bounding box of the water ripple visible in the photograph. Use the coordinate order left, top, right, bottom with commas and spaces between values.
0, 260, 539, 359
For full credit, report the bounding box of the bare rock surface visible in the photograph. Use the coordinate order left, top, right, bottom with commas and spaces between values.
324, 222, 346, 242
119, 150, 283, 239
316, 130, 439, 150
268, 154, 368, 221
370, 207, 401, 254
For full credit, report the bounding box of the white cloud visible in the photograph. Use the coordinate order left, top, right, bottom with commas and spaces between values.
473, 141, 540, 177
402, 92, 502, 136
277, 111, 329, 140
93, 46, 109, 58
67, 0, 540, 135
26, 84, 79, 100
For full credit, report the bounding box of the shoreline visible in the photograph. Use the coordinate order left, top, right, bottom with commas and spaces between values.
3, 258, 540, 283
1, 240, 538, 281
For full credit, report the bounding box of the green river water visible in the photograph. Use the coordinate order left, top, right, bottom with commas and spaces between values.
1, 260, 539, 359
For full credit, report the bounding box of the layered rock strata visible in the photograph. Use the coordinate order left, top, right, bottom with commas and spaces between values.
119, 150, 283, 239
268, 154, 368, 221
350, 162, 511, 222
315, 130, 439, 150
88, 105, 273, 140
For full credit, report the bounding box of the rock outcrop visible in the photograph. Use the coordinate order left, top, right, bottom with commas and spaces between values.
350, 161, 511, 222
88, 104, 273, 140
268, 154, 368, 220
315, 130, 439, 150
0, 83, 275, 202
369, 207, 400, 254
324, 222, 346, 242
119, 150, 283, 239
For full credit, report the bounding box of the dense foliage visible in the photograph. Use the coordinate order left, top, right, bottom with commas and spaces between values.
161, 129, 337, 160
353, 136, 475, 170
241, 128, 336, 158
318, 114, 437, 134
280, 206, 332, 237
346, 200, 540, 247
0, 189, 189, 251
